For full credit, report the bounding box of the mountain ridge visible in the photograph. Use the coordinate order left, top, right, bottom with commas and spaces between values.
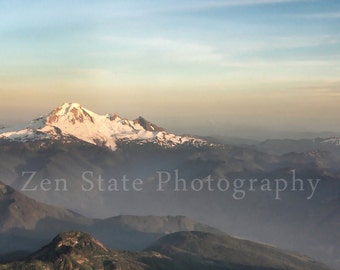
0, 181, 88, 233
0, 181, 222, 259
0, 102, 208, 150
0, 104, 339, 268
0, 230, 332, 270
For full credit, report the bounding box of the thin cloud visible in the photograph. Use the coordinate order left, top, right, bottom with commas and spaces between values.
221, 59, 340, 68
220, 35, 340, 56
168, 0, 302, 11
141, 0, 303, 14
68, 68, 113, 77
95, 34, 338, 65
295, 80, 340, 97
293, 12, 340, 19
95, 36, 224, 65
199, 0, 300, 7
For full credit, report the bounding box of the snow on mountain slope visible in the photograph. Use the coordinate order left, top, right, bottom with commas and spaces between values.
0, 103, 208, 150
320, 137, 340, 146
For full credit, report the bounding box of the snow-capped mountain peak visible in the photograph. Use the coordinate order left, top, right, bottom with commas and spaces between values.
46, 102, 95, 125
0, 103, 208, 150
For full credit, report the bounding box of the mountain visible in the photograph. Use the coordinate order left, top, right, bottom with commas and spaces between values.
96, 215, 221, 234
0, 231, 147, 270
321, 137, 340, 147
256, 137, 340, 155
146, 231, 332, 270
0, 181, 220, 260
0, 140, 339, 268
0, 103, 339, 268
0, 181, 88, 233
0, 102, 208, 150
0, 181, 91, 257
0, 231, 332, 270
92, 215, 222, 251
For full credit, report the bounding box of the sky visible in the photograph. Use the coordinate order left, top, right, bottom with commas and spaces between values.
0, 0, 340, 138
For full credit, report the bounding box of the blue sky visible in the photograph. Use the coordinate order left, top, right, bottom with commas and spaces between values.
0, 0, 340, 136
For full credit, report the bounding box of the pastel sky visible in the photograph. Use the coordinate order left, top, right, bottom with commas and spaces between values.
1, 0, 340, 137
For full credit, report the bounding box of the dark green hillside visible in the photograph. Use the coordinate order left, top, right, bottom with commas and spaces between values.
146, 231, 332, 270
0, 231, 332, 270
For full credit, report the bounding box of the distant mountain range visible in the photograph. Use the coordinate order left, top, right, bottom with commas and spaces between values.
200, 135, 340, 155
1, 103, 339, 153
0, 181, 220, 260
0, 103, 339, 269
0, 102, 208, 150
0, 230, 331, 270
1, 183, 331, 270
256, 137, 340, 155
